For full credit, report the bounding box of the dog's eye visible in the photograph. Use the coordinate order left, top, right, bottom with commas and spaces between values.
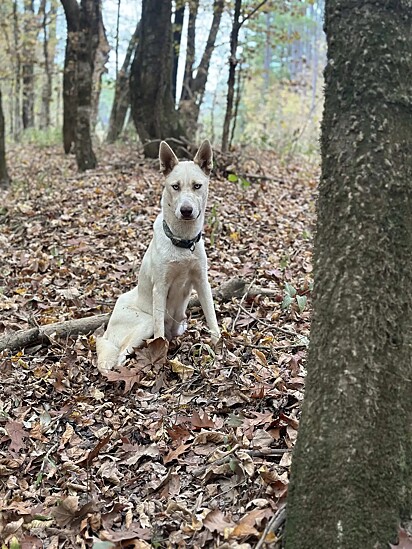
193, 183, 202, 190
171, 183, 180, 191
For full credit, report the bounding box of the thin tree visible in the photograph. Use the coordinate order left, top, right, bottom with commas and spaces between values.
0, 88, 10, 188
172, 0, 185, 103
221, 0, 267, 152
178, 0, 224, 141
106, 21, 140, 143
285, 1, 412, 548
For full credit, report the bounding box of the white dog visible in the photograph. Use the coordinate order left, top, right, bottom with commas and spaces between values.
96, 140, 220, 373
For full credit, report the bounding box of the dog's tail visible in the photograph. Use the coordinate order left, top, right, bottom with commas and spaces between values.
96, 336, 121, 374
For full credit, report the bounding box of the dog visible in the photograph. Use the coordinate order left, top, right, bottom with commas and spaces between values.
96, 140, 220, 373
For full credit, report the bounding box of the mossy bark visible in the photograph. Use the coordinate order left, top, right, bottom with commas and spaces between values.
285, 1, 412, 548
129, 0, 187, 158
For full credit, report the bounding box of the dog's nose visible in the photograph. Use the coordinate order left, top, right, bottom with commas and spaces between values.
180, 205, 193, 219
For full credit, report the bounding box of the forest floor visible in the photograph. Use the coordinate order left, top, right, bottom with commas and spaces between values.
0, 143, 318, 549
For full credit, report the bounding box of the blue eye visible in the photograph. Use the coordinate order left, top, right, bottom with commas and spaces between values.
193, 183, 202, 190
172, 184, 180, 191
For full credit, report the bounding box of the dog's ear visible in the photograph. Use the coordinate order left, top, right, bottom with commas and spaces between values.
159, 141, 179, 176
194, 140, 213, 175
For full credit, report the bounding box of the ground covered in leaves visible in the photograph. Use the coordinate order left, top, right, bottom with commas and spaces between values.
0, 143, 317, 548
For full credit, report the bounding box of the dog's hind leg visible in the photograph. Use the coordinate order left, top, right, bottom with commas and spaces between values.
116, 312, 155, 366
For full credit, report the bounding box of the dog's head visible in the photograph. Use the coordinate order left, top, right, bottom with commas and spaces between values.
159, 140, 212, 221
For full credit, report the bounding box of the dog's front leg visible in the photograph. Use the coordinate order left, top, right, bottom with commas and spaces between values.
152, 283, 167, 339
195, 278, 220, 344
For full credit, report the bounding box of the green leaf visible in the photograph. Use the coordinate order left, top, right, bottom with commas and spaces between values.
228, 173, 238, 182
296, 295, 307, 312
240, 177, 251, 189
282, 294, 294, 309
285, 282, 297, 297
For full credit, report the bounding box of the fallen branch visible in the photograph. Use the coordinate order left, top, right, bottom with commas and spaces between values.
0, 277, 278, 354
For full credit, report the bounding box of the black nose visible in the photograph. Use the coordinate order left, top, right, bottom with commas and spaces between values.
180, 205, 193, 219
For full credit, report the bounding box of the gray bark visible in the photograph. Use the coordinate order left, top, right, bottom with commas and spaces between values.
130, 0, 187, 158
0, 88, 10, 188
285, 1, 412, 548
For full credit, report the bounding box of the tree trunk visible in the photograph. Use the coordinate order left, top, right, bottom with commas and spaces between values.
61, 0, 80, 153
90, 3, 110, 132
106, 21, 140, 143
75, 0, 99, 170
22, 0, 35, 130
130, 0, 187, 158
221, 0, 241, 152
172, 0, 185, 103
12, 0, 22, 142
40, 0, 58, 129
178, 0, 223, 141
0, 88, 10, 188
285, 2, 412, 548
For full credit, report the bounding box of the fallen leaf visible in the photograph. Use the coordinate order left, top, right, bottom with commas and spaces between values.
191, 410, 216, 429
5, 421, 27, 454
104, 366, 142, 393
163, 443, 191, 464
203, 509, 235, 533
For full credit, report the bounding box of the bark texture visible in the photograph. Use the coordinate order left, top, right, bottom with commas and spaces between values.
90, 5, 110, 132
285, 2, 412, 548
61, 0, 80, 153
75, 0, 99, 170
0, 88, 10, 188
129, 0, 187, 158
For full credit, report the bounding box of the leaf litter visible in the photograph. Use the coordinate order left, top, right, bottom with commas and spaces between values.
0, 144, 317, 547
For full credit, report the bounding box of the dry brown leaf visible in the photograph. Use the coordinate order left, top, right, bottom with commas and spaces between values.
163, 443, 191, 464
203, 509, 236, 533
5, 421, 27, 454
104, 366, 142, 393
191, 410, 216, 429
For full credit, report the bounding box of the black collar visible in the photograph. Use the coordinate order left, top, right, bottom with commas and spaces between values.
163, 220, 202, 251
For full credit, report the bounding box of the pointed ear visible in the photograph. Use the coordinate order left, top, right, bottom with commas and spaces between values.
194, 140, 213, 175
159, 141, 179, 176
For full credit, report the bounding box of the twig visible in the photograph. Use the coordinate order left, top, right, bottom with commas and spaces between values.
237, 304, 298, 337
191, 444, 240, 477
245, 449, 290, 457
256, 504, 287, 549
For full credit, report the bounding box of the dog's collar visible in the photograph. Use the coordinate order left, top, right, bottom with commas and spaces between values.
163, 220, 202, 252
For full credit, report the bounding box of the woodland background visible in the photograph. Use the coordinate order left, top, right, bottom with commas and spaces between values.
4, 1, 410, 549
0, 0, 324, 163
0, 1, 323, 547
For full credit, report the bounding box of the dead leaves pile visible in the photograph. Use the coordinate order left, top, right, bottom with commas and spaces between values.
0, 144, 317, 548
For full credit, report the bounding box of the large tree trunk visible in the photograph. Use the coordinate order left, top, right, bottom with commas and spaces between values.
106, 21, 140, 144
61, 0, 80, 153
178, 0, 224, 141
285, 2, 412, 548
75, 0, 99, 170
130, 0, 187, 158
0, 89, 10, 188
